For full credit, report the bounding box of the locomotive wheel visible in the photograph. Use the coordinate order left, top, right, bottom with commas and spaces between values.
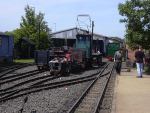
81, 61, 86, 69
38, 66, 42, 71
66, 66, 70, 75
50, 70, 54, 75
65, 63, 71, 76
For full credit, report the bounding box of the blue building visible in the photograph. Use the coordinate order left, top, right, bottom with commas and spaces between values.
0, 33, 14, 62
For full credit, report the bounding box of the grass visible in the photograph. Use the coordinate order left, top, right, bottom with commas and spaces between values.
14, 59, 34, 63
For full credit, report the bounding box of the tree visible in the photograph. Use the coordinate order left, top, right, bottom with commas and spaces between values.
118, 0, 150, 50
5, 29, 24, 47
5, 5, 52, 58
20, 5, 52, 49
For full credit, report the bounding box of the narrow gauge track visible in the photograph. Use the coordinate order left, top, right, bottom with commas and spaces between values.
0, 66, 102, 94
67, 62, 115, 113
0, 70, 41, 85
0, 64, 33, 78
0, 74, 61, 94
0, 65, 12, 72
0, 63, 110, 103
0, 64, 19, 72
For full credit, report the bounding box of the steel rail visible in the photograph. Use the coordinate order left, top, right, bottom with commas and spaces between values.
0, 63, 109, 103
93, 63, 115, 113
0, 66, 103, 96
0, 74, 59, 93
0, 70, 38, 81
0, 70, 40, 85
67, 63, 112, 113
0, 64, 33, 78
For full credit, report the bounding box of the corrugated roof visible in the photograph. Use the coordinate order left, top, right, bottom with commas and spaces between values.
51, 27, 77, 35
51, 27, 107, 38
50, 27, 123, 42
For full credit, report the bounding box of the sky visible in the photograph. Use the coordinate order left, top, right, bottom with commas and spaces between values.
0, 0, 126, 38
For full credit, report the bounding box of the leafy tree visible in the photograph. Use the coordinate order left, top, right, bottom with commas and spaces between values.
5, 5, 52, 58
20, 5, 52, 49
118, 0, 150, 50
5, 29, 24, 47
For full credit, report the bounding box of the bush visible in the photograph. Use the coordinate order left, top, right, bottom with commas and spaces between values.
145, 65, 150, 74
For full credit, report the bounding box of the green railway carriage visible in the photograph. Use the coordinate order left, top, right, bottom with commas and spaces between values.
106, 43, 120, 59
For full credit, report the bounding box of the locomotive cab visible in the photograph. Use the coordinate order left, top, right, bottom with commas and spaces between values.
75, 34, 102, 67
75, 34, 92, 68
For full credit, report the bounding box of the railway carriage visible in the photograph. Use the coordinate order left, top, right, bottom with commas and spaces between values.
106, 43, 120, 61
0, 33, 14, 62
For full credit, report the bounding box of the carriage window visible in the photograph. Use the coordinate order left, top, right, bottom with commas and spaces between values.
78, 36, 86, 41
0, 37, 2, 46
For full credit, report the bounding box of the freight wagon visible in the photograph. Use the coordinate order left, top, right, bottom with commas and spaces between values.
0, 33, 14, 62
34, 50, 52, 70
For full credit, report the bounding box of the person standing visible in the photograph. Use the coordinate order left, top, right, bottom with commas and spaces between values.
114, 48, 122, 75
135, 46, 145, 78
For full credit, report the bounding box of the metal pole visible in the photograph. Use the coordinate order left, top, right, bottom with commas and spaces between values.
91, 21, 94, 54
54, 23, 56, 32
38, 21, 41, 49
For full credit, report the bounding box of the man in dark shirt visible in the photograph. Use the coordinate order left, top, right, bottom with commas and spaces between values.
135, 46, 145, 78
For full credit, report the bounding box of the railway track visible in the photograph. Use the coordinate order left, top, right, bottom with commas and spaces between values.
0, 70, 40, 85
67, 62, 115, 113
0, 64, 33, 78
0, 64, 17, 72
0, 74, 61, 95
0, 63, 110, 103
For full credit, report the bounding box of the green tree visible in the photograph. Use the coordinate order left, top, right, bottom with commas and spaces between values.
20, 5, 52, 49
118, 0, 150, 50
5, 29, 24, 47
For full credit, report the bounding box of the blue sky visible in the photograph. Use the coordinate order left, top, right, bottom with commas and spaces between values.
0, 0, 126, 38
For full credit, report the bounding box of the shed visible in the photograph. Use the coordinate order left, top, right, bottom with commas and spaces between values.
17, 37, 35, 58
50, 27, 124, 56
51, 27, 106, 54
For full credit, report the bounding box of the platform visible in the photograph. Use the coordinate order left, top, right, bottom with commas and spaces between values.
112, 69, 150, 113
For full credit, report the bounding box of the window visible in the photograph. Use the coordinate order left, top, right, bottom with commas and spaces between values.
0, 37, 2, 46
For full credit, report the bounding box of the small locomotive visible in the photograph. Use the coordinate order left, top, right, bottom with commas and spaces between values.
35, 34, 102, 75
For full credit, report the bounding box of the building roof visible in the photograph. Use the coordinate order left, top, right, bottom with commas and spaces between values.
51, 27, 106, 37
108, 36, 124, 43
51, 27, 123, 42
51, 27, 77, 35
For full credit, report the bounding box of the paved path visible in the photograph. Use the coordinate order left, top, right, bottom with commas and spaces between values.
112, 69, 150, 113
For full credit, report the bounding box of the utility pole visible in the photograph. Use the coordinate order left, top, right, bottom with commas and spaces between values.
54, 23, 56, 32
38, 21, 41, 49
91, 21, 94, 53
